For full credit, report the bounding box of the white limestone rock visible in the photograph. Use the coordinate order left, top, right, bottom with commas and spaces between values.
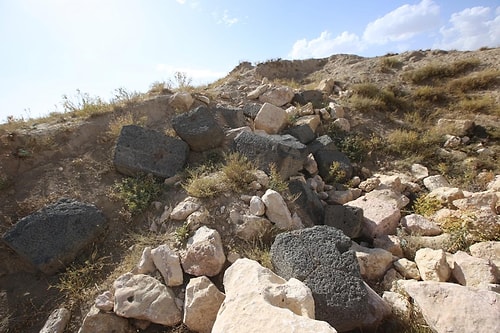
135, 246, 156, 275
78, 305, 134, 333
400, 214, 442, 236
247, 84, 269, 99
212, 258, 337, 333
181, 226, 226, 277
351, 243, 395, 281
249, 196, 266, 216
151, 244, 184, 287
262, 189, 301, 230
411, 164, 429, 180
235, 215, 273, 241
393, 258, 421, 280
170, 198, 200, 221
373, 234, 404, 258
428, 187, 464, 205
347, 196, 401, 238
452, 251, 497, 288
169, 92, 194, 112
184, 276, 225, 333
113, 273, 181, 326
258, 86, 295, 107
95, 291, 114, 312
414, 248, 451, 282
254, 102, 288, 134
423, 175, 450, 191
40, 308, 71, 333
396, 280, 500, 333
469, 241, 500, 269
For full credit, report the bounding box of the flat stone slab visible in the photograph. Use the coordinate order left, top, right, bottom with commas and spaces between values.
114, 125, 189, 178
2, 198, 107, 274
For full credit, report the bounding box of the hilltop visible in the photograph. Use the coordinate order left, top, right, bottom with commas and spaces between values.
0, 47, 499, 333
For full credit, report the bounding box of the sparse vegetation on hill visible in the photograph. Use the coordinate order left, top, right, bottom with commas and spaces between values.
0, 48, 499, 333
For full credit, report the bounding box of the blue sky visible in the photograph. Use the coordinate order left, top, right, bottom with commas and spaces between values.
0, 0, 499, 123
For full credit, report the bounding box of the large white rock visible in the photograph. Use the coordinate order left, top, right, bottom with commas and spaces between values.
184, 276, 225, 333
400, 214, 442, 236
373, 234, 404, 258
262, 189, 301, 230
453, 190, 498, 213
235, 214, 273, 241
170, 198, 200, 221
351, 243, 394, 280
212, 258, 337, 333
469, 241, 500, 269
249, 195, 266, 216
452, 251, 497, 288
396, 280, 500, 333
40, 308, 71, 333
347, 196, 401, 238
135, 246, 156, 275
393, 258, 421, 280
247, 84, 269, 99
423, 175, 450, 191
169, 92, 194, 112
258, 86, 295, 106
181, 226, 226, 277
113, 273, 181, 326
411, 164, 429, 180
78, 305, 134, 333
363, 189, 409, 209
428, 187, 464, 205
414, 248, 451, 282
151, 244, 184, 286
254, 103, 288, 134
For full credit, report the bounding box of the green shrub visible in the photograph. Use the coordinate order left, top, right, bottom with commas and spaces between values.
386, 129, 421, 156
268, 163, 288, 193
348, 83, 408, 112
412, 196, 443, 217
110, 174, 163, 215
327, 161, 347, 184
222, 153, 257, 191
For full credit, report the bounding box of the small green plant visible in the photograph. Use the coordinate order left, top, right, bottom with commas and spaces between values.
386, 129, 420, 157
327, 161, 347, 184
110, 174, 163, 215
222, 153, 257, 192
268, 163, 288, 193
182, 167, 225, 198
412, 195, 443, 217
174, 222, 191, 245
328, 129, 372, 163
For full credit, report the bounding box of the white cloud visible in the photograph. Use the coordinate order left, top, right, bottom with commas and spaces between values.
288, 0, 441, 59
435, 6, 500, 50
217, 9, 239, 26
175, 0, 186, 4
156, 64, 227, 82
289, 31, 362, 59
363, 0, 440, 44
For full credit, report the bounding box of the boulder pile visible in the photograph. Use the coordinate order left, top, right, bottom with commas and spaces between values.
6, 76, 498, 333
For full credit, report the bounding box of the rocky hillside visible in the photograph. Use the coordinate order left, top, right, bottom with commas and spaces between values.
0, 47, 499, 333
